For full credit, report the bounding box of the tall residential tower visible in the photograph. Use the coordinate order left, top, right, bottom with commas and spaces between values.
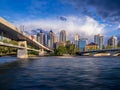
37, 30, 45, 45
75, 34, 80, 47
60, 30, 67, 42
94, 34, 104, 50
108, 36, 118, 48
47, 30, 58, 48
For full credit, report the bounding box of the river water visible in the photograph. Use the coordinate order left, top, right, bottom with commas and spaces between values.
0, 56, 120, 90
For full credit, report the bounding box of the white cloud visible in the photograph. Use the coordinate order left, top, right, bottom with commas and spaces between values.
117, 24, 120, 30
14, 16, 105, 40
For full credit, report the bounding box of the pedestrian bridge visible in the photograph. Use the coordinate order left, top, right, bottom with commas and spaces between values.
0, 17, 53, 58
77, 48, 120, 56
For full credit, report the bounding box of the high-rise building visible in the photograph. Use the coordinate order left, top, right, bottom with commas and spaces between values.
47, 34, 51, 47
44, 34, 48, 46
37, 30, 45, 45
79, 38, 88, 52
94, 34, 104, 50
118, 41, 120, 47
47, 30, 58, 48
75, 34, 80, 47
60, 30, 67, 42
108, 36, 118, 48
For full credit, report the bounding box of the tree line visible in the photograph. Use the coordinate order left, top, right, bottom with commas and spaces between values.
54, 41, 80, 56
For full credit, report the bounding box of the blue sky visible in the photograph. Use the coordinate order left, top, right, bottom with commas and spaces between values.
0, 0, 120, 41
0, 0, 77, 20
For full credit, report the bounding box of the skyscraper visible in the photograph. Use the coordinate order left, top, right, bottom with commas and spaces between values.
37, 30, 45, 45
47, 34, 51, 48
94, 34, 104, 50
60, 30, 67, 42
47, 30, 58, 48
108, 36, 118, 48
75, 34, 80, 47
118, 41, 120, 47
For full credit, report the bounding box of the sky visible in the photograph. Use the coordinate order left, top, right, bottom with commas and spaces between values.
0, 0, 120, 42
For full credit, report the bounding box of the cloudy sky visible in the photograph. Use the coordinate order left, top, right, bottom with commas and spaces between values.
0, 0, 120, 41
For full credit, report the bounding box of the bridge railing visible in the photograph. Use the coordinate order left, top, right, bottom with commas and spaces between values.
80, 48, 120, 53
0, 17, 53, 52
0, 17, 17, 31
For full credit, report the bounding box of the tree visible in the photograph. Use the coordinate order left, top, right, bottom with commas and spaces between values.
105, 45, 113, 49
54, 45, 67, 56
9, 40, 18, 45
65, 42, 80, 55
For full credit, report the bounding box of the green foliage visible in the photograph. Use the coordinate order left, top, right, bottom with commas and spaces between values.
28, 50, 38, 56
54, 41, 80, 56
105, 45, 113, 49
0, 38, 18, 56
1, 39, 18, 45
54, 45, 67, 56
2, 39, 9, 43
105, 46, 110, 49
0, 46, 17, 56
66, 44, 80, 55
9, 40, 18, 45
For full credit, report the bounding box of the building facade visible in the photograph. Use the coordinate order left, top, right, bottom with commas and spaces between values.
108, 36, 118, 48
79, 38, 88, 52
118, 41, 120, 47
74, 34, 80, 47
55, 42, 66, 49
60, 30, 67, 42
94, 34, 104, 50
37, 30, 45, 45
85, 42, 98, 51
47, 30, 58, 48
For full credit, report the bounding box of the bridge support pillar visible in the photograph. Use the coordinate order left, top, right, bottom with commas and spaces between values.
39, 49, 45, 56
90, 52, 96, 56
17, 41, 28, 58
110, 51, 117, 56
17, 49, 28, 58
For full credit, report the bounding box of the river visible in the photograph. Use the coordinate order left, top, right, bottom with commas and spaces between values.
0, 56, 120, 90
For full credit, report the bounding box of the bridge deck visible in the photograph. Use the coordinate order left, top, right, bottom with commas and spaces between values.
0, 17, 53, 52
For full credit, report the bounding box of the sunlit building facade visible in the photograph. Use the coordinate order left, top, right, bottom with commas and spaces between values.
85, 42, 98, 51
60, 30, 67, 42
47, 30, 58, 48
75, 34, 80, 47
108, 36, 118, 48
94, 34, 104, 50
37, 30, 45, 45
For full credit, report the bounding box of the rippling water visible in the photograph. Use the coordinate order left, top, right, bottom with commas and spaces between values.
0, 56, 120, 90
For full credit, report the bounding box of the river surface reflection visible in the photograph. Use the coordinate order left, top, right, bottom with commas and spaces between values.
0, 56, 120, 90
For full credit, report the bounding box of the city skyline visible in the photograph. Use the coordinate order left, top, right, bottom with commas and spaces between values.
1, 1, 120, 89
31, 29, 120, 49
31, 29, 120, 46
0, 0, 120, 41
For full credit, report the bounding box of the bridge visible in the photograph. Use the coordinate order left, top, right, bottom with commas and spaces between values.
77, 48, 120, 56
0, 17, 53, 58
